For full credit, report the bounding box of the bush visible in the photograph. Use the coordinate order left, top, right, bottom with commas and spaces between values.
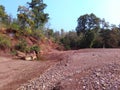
9, 23, 20, 30
24, 28, 32, 36
0, 34, 11, 50
10, 49, 17, 55
31, 30, 44, 40
15, 39, 28, 52
30, 45, 40, 54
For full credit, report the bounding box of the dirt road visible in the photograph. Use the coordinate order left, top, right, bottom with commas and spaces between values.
1, 49, 120, 90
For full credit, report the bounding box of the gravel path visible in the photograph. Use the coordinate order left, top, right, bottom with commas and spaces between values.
17, 49, 120, 90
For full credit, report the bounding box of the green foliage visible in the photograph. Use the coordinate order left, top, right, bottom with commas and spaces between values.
76, 13, 100, 35
17, 6, 32, 30
11, 49, 17, 55
0, 5, 8, 24
60, 31, 79, 50
30, 45, 40, 53
0, 34, 11, 50
91, 36, 103, 48
15, 39, 28, 52
99, 29, 120, 48
10, 23, 20, 30
28, 0, 49, 29
31, 30, 44, 40
60, 13, 120, 49
14, 38, 40, 54
17, 0, 49, 30
79, 30, 95, 48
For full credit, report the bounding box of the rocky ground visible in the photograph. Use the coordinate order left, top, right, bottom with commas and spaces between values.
16, 49, 120, 90
1, 49, 120, 90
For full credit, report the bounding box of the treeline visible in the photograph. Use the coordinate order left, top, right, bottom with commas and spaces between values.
51, 13, 120, 50
1, 0, 120, 50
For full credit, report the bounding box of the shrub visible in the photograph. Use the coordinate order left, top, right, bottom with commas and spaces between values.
0, 34, 11, 50
25, 28, 32, 36
10, 49, 17, 55
15, 39, 28, 52
30, 45, 40, 54
9, 23, 20, 30
31, 30, 44, 40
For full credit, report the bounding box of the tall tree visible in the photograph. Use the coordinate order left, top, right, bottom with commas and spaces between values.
76, 13, 100, 35
27, 0, 49, 29
0, 5, 8, 24
17, 6, 34, 29
100, 18, 109, 30
17, 0, 49, 30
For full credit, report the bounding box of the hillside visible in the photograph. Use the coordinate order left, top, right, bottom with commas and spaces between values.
0, 28, 63, 59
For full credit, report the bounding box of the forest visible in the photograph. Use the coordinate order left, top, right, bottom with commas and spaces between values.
0, 0, 120, 52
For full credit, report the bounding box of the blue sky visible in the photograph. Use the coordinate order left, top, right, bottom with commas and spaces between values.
0, 0, 120, 31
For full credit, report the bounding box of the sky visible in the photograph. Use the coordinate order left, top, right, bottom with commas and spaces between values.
0, 0, 120, 31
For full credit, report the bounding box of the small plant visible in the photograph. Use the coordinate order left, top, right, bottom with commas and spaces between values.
30, 45, 40, 54
10, 49, 17, 55
29, 45, 40, 60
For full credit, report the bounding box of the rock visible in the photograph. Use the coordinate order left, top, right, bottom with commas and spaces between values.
32, 55, 37, 60
25, 56, 32, 61
17, 51, 26, 58
17, 51, 37, 60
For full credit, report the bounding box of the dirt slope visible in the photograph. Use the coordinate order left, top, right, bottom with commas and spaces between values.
1, 49, 120, 90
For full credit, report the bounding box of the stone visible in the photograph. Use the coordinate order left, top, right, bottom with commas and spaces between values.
25, 56, 32, 61
17, 51, 26, 58
32, 55, 37, 60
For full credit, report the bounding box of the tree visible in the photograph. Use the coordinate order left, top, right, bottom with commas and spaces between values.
100, 18, 109, 30
76, 13, 100, 35
27, 0, 49, 29
17, 0, 49, 30
17, 6, 34, 29
79, 30, 95, 48
60, 29, 65, 38
99, 29, 119, 48
45, 28, 54, 39
60, 31, 79, 50
0, 5, 8, 24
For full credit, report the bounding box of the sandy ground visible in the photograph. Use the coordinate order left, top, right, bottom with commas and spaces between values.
1, 49, 120, 90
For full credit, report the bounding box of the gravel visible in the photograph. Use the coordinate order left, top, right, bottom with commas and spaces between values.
55, 63, 120, 90
16, 49, 120, 90
17, 62, 120, 90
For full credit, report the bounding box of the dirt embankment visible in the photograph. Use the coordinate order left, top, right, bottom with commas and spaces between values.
1, 49, 120, 90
